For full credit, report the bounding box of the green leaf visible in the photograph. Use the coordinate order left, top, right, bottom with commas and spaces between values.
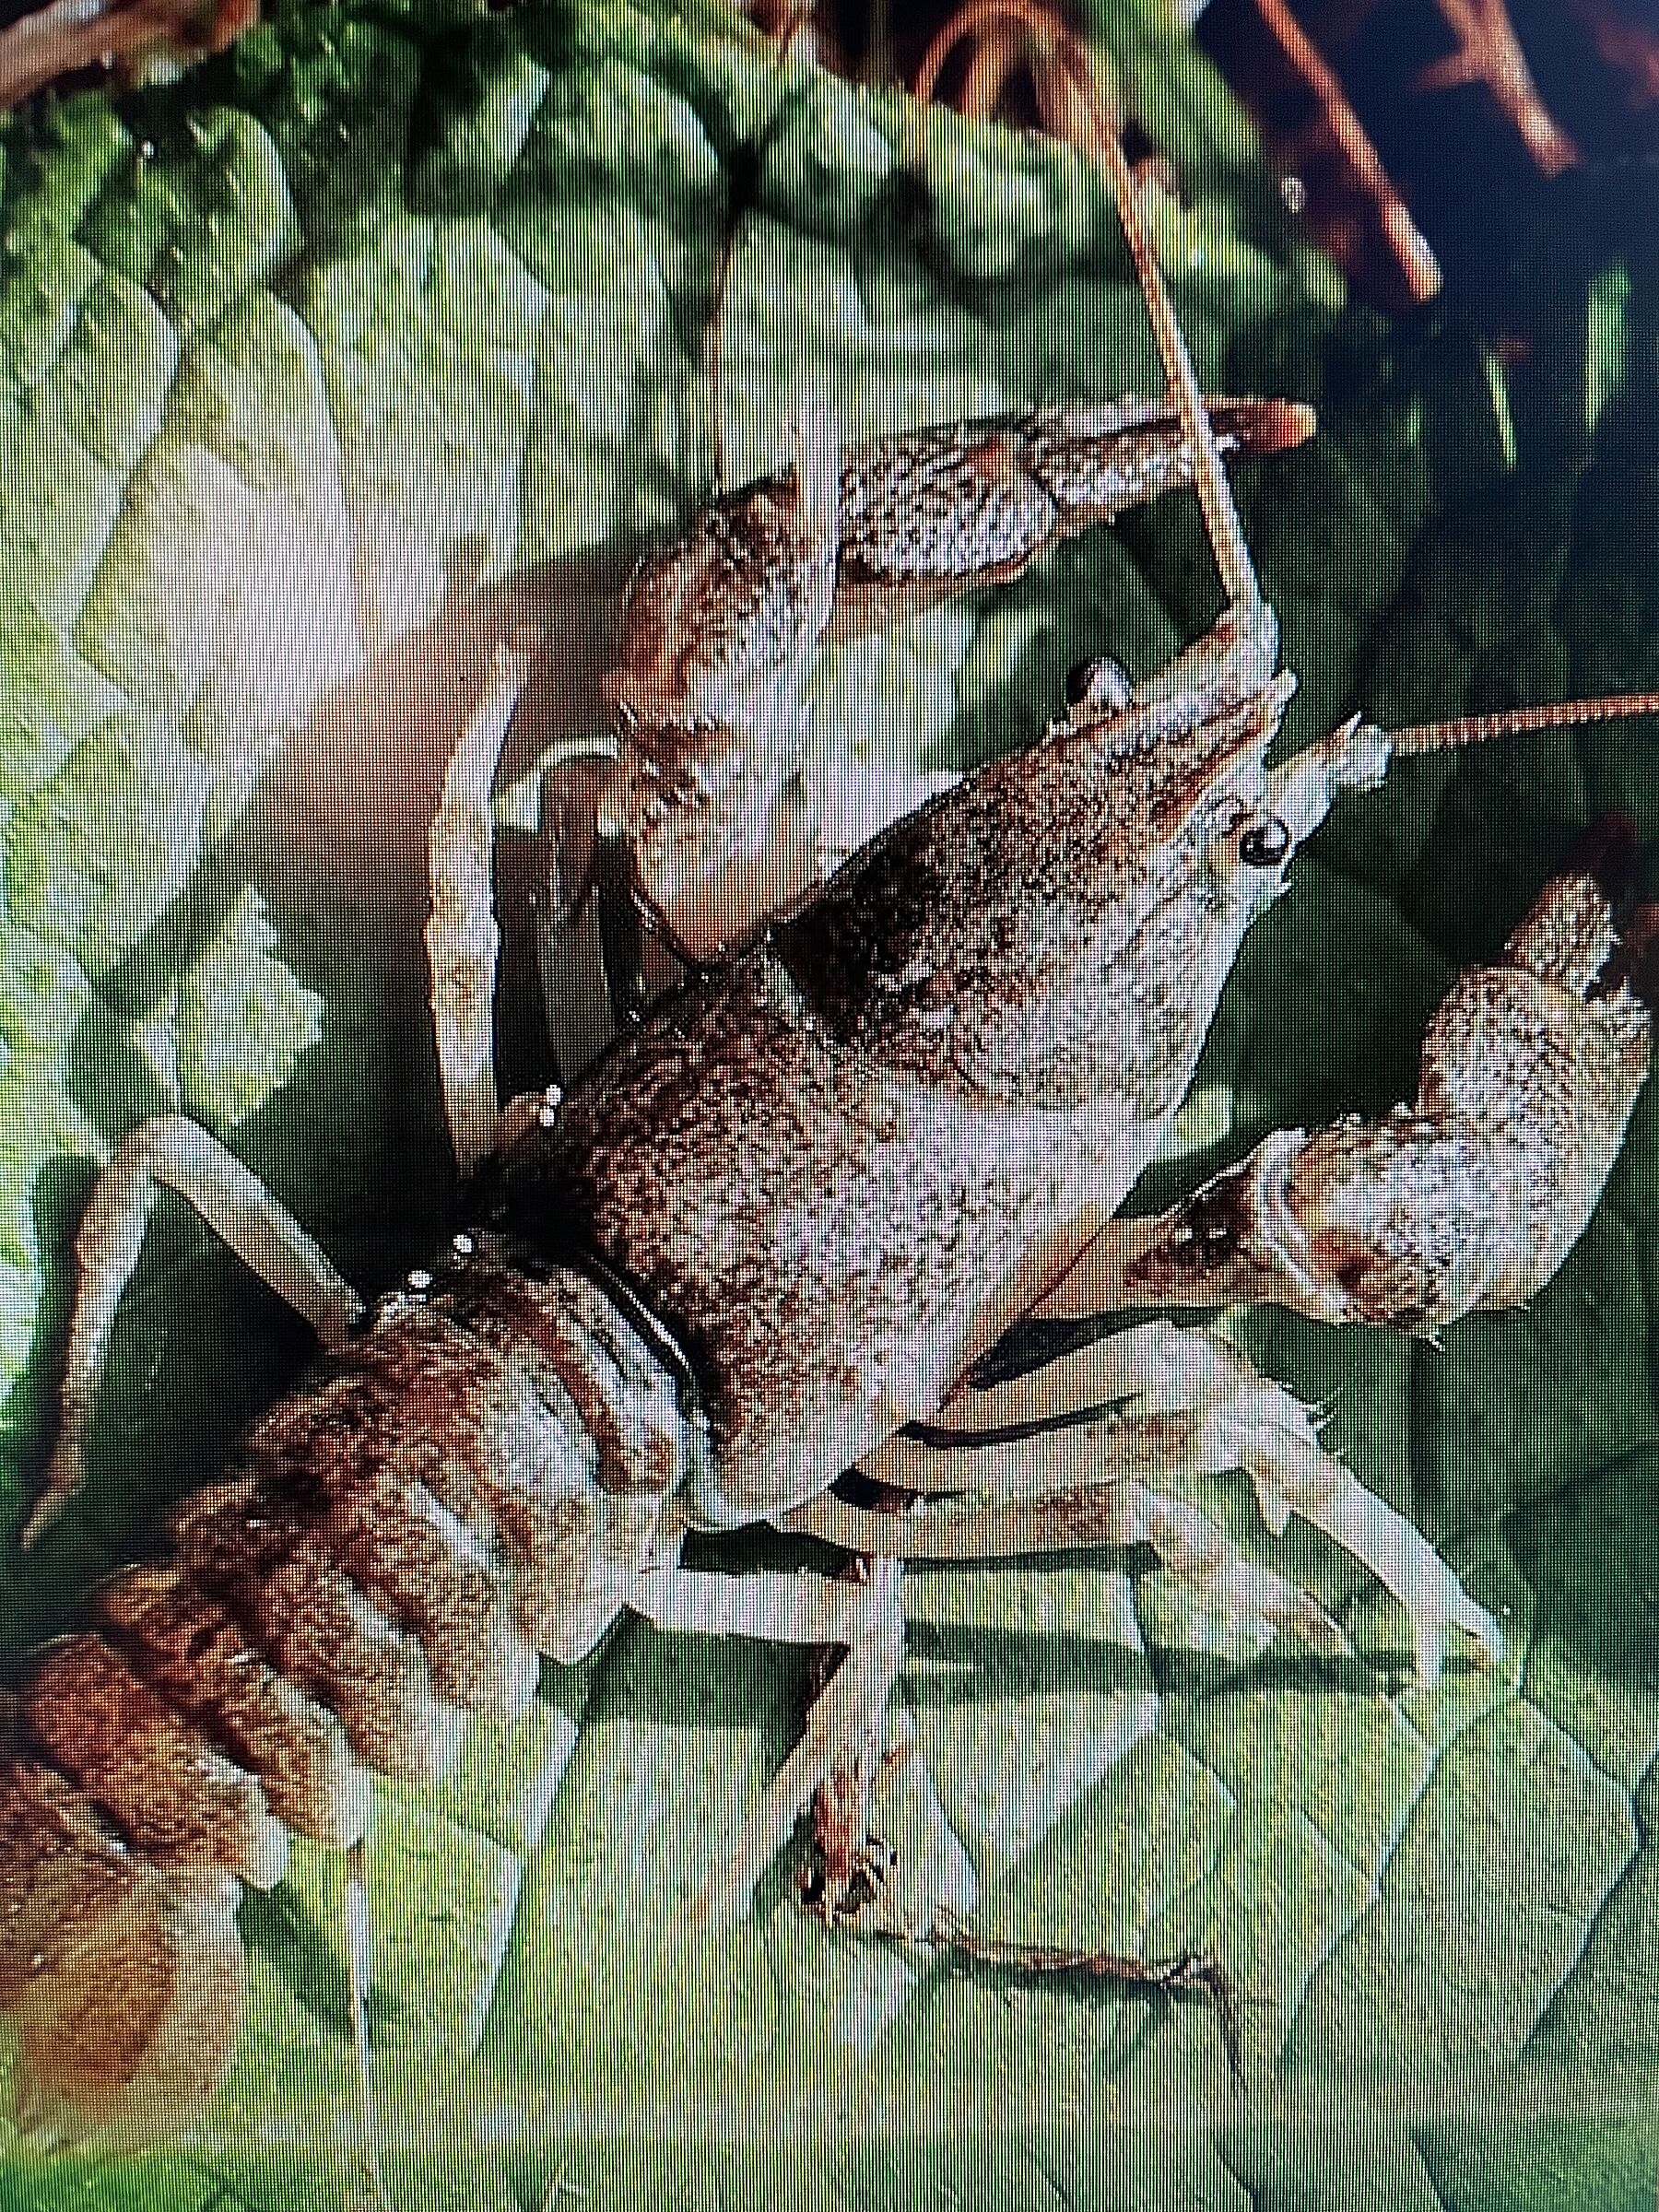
1, 1, 1657, 2206
174, 885, 324, 1133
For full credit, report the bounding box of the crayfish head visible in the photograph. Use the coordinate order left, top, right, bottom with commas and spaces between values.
775, 596, 1306, 1137
1051, 597, 1302, 937
1058, 650, 1309, 1120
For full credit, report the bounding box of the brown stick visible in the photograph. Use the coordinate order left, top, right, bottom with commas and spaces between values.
0, 0, 253, 110
1250, 0, 1442, 302
1418, 0, 1578, 176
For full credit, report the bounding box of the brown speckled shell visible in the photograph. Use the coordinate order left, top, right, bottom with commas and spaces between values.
0, 1704, 244, 2145
1113, 873, 1653, 1331
501, 952, 1124, 1523
501, 666, 1292, 1524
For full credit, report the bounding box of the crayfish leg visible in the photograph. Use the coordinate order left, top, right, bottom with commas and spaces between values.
889, 1317, 1500, 1684
1030, 862, 1651, 1402
824, 396, 1312, 649
425, 636, 542, 1178
23, 1115, 362, 1549
631, 1558, 908, 1922
601, 392, 1308, 979
1046, 874, 1652, 1338
780, 1451, 1347, 1668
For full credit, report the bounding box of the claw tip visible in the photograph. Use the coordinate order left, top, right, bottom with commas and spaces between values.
1458, 1601, 1504, 1670
1254, 398, 1317, 454
1411, 1633, 1445, 1688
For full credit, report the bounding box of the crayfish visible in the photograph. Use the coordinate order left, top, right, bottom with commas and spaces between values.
2, 3, 1656, 2180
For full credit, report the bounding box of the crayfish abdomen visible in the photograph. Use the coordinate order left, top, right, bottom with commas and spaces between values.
0, 1249, 703, 2145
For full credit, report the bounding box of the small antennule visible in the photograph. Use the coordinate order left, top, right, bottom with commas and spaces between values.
702, 7, 811, 497
1388, 689, 1659, 756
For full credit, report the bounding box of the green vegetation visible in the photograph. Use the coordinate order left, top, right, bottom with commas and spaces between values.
1, 2, 1655, 2204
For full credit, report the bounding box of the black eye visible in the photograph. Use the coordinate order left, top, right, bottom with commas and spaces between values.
1065, 657, 1132, 711
1238, 815, 1291, 867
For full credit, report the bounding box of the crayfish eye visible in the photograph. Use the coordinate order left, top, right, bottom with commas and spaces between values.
1238, 815, 1292, 867
1065, 657, 1133, 712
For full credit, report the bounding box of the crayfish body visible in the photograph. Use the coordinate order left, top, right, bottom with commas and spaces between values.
5, 8, 1658, 2165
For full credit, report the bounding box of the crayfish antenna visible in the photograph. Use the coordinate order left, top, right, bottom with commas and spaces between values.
913, 3, 1272, 741
1384, 690, 1659, 756
915, 2, 1265, 620
1292, 692, 1659, 812
702, 5, 812, 497
1065, 60, 1263, 619
344, 1836, 392, 2212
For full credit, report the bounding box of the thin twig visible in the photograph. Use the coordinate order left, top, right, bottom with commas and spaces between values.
1418, 0, 1578, 175
0, 0, 253, 109
1570, 0, 1659, 109
1250, 0, 1442, 302
703, 4, 813, 495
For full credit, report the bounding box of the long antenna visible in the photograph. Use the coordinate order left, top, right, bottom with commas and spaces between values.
1064, 65, 1263, 616
1387, 689, 1659, 755
703, 6, 813, 496
914, 2, 1263, 617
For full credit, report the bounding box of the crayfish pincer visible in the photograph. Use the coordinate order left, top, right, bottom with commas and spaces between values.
6, 11, 1659, 2167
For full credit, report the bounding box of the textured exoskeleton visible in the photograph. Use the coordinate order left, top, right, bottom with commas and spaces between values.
1057, 868, 1653, 1333
5, 6, 1658, 2165
540, 391, 1312, 1017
